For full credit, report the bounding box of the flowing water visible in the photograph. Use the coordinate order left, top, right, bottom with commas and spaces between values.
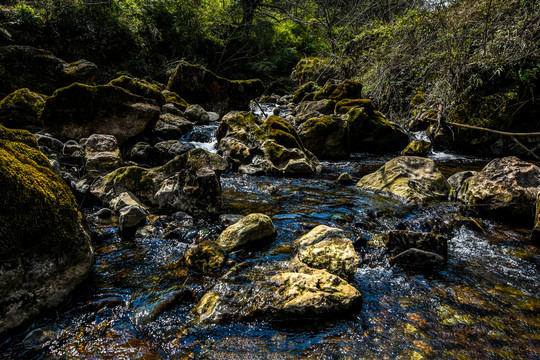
1, 107, 539, 359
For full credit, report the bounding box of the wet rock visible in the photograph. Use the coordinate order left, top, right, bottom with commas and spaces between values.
384, 230, 448, 259
63, 140, 81, 155
356, 156, 451, 204
207, 112, 220, 122
0, 126, 93, 336
219, 214, 244, 227
216, 213, 276, 252
0, 45, 97, 97
294, 225, 359, 280
0, 88, 46, 128
110, 191, 146, 212
108, 75, 165, 105
35, 134, 64, 153
154, 140, 195, 164
22, 325, 59, 350
337, 172, 355, 185
167, 61, 263, 115
346, 107, 409, 153
389, 248, 445, 268
84, 134, 123, 178
126, 142, 154, 165
184, 104, 210, 125
118, 205, 147, 233
401, 140, 432, 156
193, 261, 362, 324
50, 159, 61, 175
95, 208, 113, 219
153, 113, 193, 140
457, 156, 540, 225
447, 171, 477, 192
90, 148, 226, 215
162, 103, 183, 116
217, 112, 320, 176
139, 289, 194, 324
41, 83, 160, 144
298, 116, 349, 159
185, 241, 227, 275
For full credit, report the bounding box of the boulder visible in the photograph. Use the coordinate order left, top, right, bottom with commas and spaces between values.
154, 140, 195, 164
0, 45, 97, 97
356, 156, 451, 204
167, 61, 264, 114
298, 115, 349, 159
311, 80, 363, 101
216, 213, 276, 252
401, 140, 432, 156
447, 171, 477, 199
90, 148, 227, 215
334, 98, 374, 115
184, 241, 227, 275
41, 83, 160, 144
294, 225, 359, 280
457, 156, 540, 224
152, 113, 193, 140
84, 134, 122, 178
0, 88, 46, 128
292, 81, 321, 103
118, 205, 147, 234
217, 112, 320, 176
108, 75, 165, 105
0, 126, 93, 336
184, 104, 210, 125
110, 191, 146, 212
346, 107, 409, 153
126, 142, 154, 165
193, 261, 361, 324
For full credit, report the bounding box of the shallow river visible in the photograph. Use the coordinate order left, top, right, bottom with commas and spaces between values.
1, 110, 538, 359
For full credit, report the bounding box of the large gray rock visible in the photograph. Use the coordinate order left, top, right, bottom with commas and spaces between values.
41, 83, 160, 144
0, 128, 93, 336
294, 225, 359, 280
216, 213, 276, 252
90, 148, 227, 215
84, 134, 122, 178
356, 156, 451, 204
457, 156, 540, 224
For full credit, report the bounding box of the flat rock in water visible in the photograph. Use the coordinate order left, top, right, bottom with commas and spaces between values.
216, 213, 276, 252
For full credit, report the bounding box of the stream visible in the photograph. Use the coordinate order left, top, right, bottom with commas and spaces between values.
1, 105, 538, 359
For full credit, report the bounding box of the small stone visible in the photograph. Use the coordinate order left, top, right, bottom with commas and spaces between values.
184, 104, 210, 125
127, 142, 154, 165
118, 205, 147, 233
337, 172, 355, 185
401, 140, 432, 156
110, 191, 146, 212
219, 214, 244, 227
162, 103, 183, 116
95, 208, 113, 219
207, 112, 220, 122
63, 140, 81, 155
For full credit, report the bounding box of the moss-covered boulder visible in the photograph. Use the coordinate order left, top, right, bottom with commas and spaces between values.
185, 241, 227, 275
298, 116, 349, 159
90, 148, 227, 215
217, 112, 321, 176
0, 88, 47, 128
41, 83, 160, 144
162, 90, 189, 111
294, 225, 359, 280
216, 213, 276, 252
346, 107, 409, 153
401, 140, 432, 156
0, 46, 97, 98
312, 80, 363, 101
334, 98, 374, 115
356, 156, 451, 204
167, 62, 264, 115
457, 156, 540, 225
193, 261, 362, 324
292, 81, 321, 103
108, 75, 166, 105
0, 126, 93, 336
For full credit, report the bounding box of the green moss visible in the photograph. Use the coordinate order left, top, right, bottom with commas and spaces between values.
292, 81, 321, 103
335, 98, 374, 114
0, 88, 46, 127
313, 80, 363, 101
262, 115, 305, 151
301, 116, 335, 136
0, 139, 80, 261
109, 75, 165, 105
105, 166, 155, 194
262, 141, 289, 166
163, 90, 189, 110
0, 124, 39, 148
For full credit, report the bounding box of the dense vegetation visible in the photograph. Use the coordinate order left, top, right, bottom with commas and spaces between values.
1, 0, 538, 127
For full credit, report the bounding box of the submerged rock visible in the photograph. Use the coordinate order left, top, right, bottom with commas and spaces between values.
457, 156, 540, 225
0, 45, 97, 97
167, 61, 263, 114
193, 261, 361, 324
41, 83, 160, 144
337, 172, 355, 185
294, 225, 359, 280
356, 156, 450, 204
0, 126, 93, 336
216, 213, 276, 252
217, 112, 320, 176
389, 248, 445, 267
84, 134, 123, 178
384, 230, 448, 268
90, 148, 227, 215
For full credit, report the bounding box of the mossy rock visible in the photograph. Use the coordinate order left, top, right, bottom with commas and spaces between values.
312, 80, 363, 101
262, 115, 305, 151
346, 108, 409, 153
292, 81, 321, 103
109, 75, 165, 105
162, 90, 189, 111
401, 140, 432, 156
0, 124, 39, 149
167, 61, 263, 115
0, 45, 97, 97
41, 83, 160, 144
334, 98, 374, 115
0, 88, 47, 128
298, 116, 349, 159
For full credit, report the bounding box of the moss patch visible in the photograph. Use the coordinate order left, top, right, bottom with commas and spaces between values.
262, 115, 305, 151
109, 75, 165, 105
0, 88, 46, 127
0, 124, 39, 149
335, 98, 374, 114
313, 80, 363, 101
163, 90, 189, 110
